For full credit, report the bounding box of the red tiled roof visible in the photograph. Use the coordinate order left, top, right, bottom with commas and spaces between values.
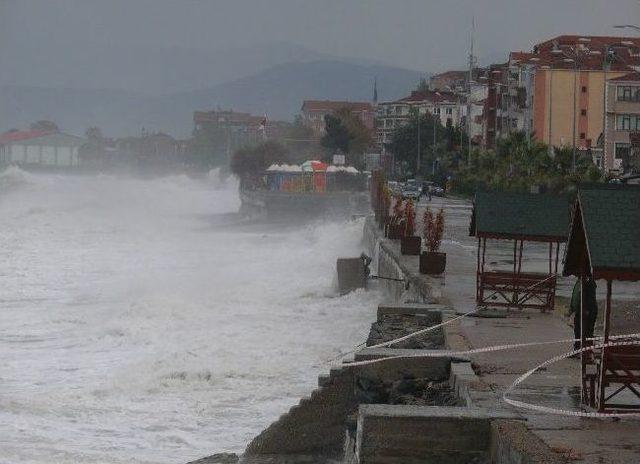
397, 90, 458, 104
610, 72, 640, 82
535, 35, 640, 52
510, 51, 536, 62
0, 130, 53, 144
301, 100, 372, 112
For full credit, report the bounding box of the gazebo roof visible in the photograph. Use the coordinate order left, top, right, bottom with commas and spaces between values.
564, 184, 640, 281
470, 191, 570, 242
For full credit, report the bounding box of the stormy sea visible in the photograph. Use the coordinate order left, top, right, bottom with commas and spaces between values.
0, 168, 380, 464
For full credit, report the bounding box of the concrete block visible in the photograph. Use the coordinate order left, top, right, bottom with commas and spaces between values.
377, 303, 447, 321
356, 405, 521, 464
337, 258, 367, 295
317, 374, 330, 387
353, 348, 451, 381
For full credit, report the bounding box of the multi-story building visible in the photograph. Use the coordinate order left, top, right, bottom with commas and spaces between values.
485, 35, 640, 158
375, 90, 465, 151
300, 100, 374, 137
604, 72, 640, 173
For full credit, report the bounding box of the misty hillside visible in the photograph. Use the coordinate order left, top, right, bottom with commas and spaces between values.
0, 60, 423, 137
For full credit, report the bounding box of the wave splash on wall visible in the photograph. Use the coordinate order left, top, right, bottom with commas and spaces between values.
0, 171, 379, 464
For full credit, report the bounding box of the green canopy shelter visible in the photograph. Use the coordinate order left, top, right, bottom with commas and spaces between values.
564, 184, 640, 413
470, 191, 570, 312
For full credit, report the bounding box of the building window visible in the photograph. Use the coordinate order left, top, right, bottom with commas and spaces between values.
616, 114, 639, 131
615, 142, 631, 160
433, 107, 441, 115
617, 85, 640, 102
581, 109, 587, 116
581, 86, 587, 93
446, 108, 453, 115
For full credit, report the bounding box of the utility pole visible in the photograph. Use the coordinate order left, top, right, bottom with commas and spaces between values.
433, 107, 437, 177
467, 16, 476, 167
467, 16, 475, 167
416, 109, 421, 175
572, 59, 578, 172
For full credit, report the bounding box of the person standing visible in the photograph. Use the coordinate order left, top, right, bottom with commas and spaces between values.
568, 277, 598, 351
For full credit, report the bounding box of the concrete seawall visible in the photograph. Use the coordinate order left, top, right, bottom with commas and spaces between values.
193, 214, 567, 464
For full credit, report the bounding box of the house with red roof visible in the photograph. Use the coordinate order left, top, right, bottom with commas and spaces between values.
0, 130, 85, 168
482, 34, 640, 159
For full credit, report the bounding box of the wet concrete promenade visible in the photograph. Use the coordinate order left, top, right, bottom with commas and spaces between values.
415, 196, 640, 463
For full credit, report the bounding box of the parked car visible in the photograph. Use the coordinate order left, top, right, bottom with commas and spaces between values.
401, 185, 421, 201
388, 181, 402, 196
431, 185, 445, 197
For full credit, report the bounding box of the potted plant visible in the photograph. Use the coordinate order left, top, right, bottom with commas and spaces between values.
420, 207, 446, 274
387, 196, 405, 239
400, 199, 421, 255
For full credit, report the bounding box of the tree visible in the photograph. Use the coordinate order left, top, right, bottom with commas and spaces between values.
85, 126, 103, 141
320, 107, 373, 167
416, 77, 429, 92
334, 107, 372, 155
230, 140, 289, 177
388, 112, 447, 177
321, 114, 352, 155
187, 125, 230, 170
30, 120, 59, 132
79, 126, 106, 165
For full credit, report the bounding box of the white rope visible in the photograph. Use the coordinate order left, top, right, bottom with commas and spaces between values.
503, 338, 640, 418
326, 307, 478, 365
337, 327, 640, 418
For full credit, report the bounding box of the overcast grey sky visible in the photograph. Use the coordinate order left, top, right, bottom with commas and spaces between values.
0, 0, 638, 92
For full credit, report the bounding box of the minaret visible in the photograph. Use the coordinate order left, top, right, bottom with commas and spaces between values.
372, 77, 378, 105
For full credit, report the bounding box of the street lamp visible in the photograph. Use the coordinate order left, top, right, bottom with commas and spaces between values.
558, 46, 588, 173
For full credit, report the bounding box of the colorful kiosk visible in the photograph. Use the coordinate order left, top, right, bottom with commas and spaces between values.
563, 184, 640, 413
470, 191, 570, 312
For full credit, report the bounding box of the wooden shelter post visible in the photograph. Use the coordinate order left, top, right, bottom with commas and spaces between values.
597, 280, 613, 411
580, 273, 587, 405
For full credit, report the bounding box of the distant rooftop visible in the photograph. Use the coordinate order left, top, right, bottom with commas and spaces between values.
609, 72, 640, 82
381, 90, 458, 105
301, 100, 373, 113
0, 130, 84, 146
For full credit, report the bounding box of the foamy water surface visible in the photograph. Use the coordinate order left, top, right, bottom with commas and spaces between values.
0, 167, 379, 464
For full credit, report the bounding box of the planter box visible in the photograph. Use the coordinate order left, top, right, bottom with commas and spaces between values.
401, 236, 421, 255
420, 251, 446, 275
387, 223, 405, 240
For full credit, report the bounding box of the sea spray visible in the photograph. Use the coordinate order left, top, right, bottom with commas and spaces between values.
0, 172, 379, 464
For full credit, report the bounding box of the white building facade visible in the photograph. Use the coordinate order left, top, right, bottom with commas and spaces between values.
0, 132, 85, 167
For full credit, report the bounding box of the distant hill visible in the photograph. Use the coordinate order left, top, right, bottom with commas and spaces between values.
0, 60, 424, 138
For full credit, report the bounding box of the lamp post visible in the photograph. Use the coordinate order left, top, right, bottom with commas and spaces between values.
416, 108, 421, 176
559, 46, 587, 173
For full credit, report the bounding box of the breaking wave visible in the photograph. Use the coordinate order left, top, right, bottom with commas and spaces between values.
0, 172, 378, 463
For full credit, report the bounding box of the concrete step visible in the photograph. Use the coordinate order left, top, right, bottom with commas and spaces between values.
317, 374, 330, 387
